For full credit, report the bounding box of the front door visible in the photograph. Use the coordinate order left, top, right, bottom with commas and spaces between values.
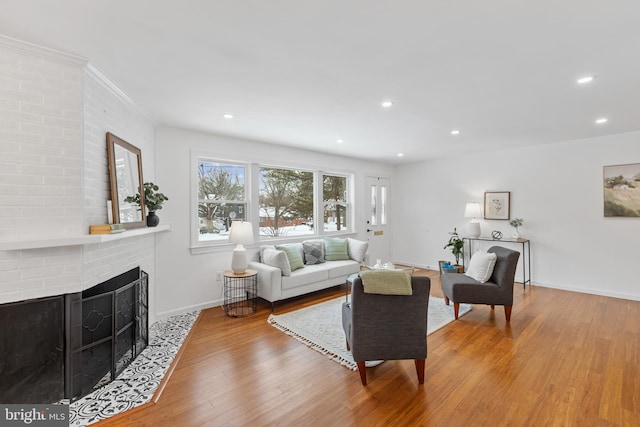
364, 176, 391, 266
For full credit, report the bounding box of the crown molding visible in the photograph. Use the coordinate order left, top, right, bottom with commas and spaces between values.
0, 34, 88, 67
0, 34, 155, 125
85, 63, 155, 125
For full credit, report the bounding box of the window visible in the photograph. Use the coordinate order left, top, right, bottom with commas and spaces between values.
197, 160, 247, 242
323, 174, 350, 232
194, 158, 353, 248
259, 167, 314, 238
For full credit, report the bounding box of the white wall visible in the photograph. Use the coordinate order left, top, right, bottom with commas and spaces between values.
394, 131, 640, 300
154, 126, 394, 318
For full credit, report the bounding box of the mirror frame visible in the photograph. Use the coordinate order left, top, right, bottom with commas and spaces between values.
106, 132, 146, 229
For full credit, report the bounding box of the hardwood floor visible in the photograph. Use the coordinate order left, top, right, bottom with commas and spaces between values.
98, 269, 640, 426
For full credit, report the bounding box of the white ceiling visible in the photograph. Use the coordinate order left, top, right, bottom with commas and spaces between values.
1, 0, 639, 164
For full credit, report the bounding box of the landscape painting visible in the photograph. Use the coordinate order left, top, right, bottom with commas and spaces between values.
603, 163, 640, 217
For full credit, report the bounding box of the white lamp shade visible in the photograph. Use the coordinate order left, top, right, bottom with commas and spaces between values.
228, 221, 254, 245
229, 221, 254, 274
464, 203, 483, 219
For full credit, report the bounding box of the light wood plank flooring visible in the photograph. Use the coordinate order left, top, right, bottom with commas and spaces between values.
98, 269, 640, 426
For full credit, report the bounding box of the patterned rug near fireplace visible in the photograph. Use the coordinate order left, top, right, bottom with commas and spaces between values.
268, 295, 471, 370
69, 310, 200, 426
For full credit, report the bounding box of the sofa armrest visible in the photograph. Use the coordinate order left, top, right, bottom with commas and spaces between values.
248, 261, 282, 303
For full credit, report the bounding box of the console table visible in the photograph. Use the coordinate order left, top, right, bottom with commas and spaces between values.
462, 237, 531, 288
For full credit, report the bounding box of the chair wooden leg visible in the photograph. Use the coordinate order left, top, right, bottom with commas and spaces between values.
504, 305, 512, 321
444, 296, 450, 305
346, 339, 350, 351
415, 359, 425, 384
490, 304, 495, 310
357, 361, 367, 385
453, 303, 460, 319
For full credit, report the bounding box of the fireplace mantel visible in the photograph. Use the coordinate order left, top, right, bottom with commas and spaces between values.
0, 223, 171, 251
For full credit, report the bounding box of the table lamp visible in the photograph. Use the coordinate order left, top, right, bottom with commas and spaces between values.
228, 221, 254, 274
464, 203, 482, 238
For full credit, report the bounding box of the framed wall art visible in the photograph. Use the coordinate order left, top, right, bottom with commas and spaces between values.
603, 163, 640, 217
484, 191, 510, 220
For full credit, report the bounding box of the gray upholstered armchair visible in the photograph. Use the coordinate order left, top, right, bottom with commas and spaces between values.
441, 246, 520, 321
341, 274, 431, 385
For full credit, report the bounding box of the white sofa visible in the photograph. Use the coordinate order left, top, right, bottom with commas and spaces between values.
248, 237, 368, 308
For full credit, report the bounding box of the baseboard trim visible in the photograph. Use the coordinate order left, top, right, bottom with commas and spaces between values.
530, 281, 640, 302
156, 299, 222, 321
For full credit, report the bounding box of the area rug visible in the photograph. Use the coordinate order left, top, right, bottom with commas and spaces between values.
267, 296, 471, 370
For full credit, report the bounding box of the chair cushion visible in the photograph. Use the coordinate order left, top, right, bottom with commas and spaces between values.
465, 251, 497, 283
324, 237, 350, 261
302, 239, 325, 265
275, 244, 305, 272
360, 270, 412, 295
262, 248, 292, 276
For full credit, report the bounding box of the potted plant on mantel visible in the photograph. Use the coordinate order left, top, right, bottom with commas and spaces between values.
443, 227, 464, 273
125, 182, 169, 227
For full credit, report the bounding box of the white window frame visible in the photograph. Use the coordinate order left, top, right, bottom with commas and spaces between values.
190, 152, 354, 253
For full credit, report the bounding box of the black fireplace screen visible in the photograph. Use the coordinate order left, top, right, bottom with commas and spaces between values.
0, 267, 148, 404
66, 268, 148, 400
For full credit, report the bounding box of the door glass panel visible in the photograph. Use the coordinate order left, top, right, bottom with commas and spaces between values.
380, 185, 387, 225
370, 185, 377, 225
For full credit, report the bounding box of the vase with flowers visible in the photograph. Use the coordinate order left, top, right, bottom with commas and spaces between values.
509, 218, 524, 239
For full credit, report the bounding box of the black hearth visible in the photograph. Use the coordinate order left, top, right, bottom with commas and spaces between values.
0, 268, 148, 403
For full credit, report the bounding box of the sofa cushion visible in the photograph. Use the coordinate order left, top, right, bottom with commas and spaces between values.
302, 239, 325, 265
281, 264, 330, 290
347, 238, 368, 262
324, 237, 349, 261
262, 248, 291, 276
276, 244, 304, 272
465, 251, 497, 283
327, 260, 361, 279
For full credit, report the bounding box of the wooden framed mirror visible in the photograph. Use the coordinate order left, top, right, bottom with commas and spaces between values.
107, 132, 146, 229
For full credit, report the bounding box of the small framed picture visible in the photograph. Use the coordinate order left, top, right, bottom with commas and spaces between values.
484, 191, 510, 220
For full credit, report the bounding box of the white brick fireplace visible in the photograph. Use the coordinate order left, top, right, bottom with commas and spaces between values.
0, 35, 159, 315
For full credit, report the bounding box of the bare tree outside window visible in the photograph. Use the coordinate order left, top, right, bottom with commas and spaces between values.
323, 174, 349, 232
259, 168, 313, 237
198, 161, 246, 240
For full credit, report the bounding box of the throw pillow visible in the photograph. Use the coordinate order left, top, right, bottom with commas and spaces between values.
464, 251, 498, 283
275, 244, 305, 272
302, 239, 325, 265
347, 238, 369, 262
259, 245, 276, 263
324, 237, 349, 261
262, 248, 292, 276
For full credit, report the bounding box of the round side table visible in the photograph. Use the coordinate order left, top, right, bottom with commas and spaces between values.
223, 269, 257, 317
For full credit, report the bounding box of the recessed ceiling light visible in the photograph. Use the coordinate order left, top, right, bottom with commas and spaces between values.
595, 117, 608, 124
397, 153, 404, 157
381, 101, 393, 108
451, 130, 461, 135
223, 114, 234, 119
336, 139, 344, 144
577, 75, 595, 84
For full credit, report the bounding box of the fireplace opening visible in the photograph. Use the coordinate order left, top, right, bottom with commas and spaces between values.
0, 268, 148, 403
